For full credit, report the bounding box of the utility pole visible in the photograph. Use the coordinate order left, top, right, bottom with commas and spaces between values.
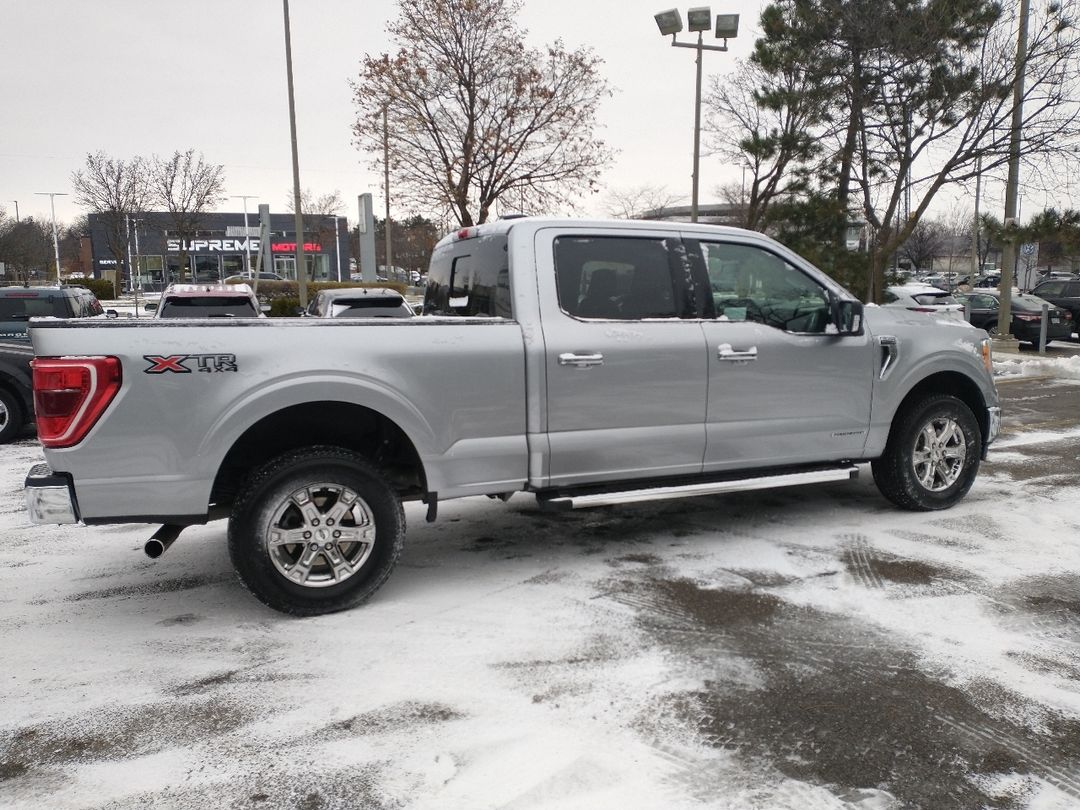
996, 0, 1031, 344
11, 201, 18, 222
971, 156, 982, 276
282, 0, 307, 307
383, 105, 392, 277
35, 191, 67, 283
232, 195, 258, 277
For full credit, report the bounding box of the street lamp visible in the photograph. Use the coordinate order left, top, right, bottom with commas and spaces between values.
35, 191, 68, 283
232, 195, 258, 279
654, 7, 738, 222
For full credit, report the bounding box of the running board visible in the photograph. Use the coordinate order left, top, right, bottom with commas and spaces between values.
538, 466, 859, 510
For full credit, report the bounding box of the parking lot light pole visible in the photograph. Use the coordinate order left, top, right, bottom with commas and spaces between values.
34, 192, 67, 283
654, 8, 738, 223
232, 195, 257, 277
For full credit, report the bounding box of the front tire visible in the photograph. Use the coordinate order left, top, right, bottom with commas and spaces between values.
228, 446, 405, 615
872, 394, 982, 511
0, 387, 24, 444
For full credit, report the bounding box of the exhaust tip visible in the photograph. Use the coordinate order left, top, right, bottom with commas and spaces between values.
143, 524, 184, 559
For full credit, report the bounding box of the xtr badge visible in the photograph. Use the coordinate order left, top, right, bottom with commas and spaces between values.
144, 354, 238, 374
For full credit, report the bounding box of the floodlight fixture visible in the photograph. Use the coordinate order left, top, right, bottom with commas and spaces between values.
714, 13, 739, 39
686, 6, 712, 32
654, 8, 683, 36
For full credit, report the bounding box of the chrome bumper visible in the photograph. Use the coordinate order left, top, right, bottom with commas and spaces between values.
25, 463, 79, 525
983, 406, 1002, 460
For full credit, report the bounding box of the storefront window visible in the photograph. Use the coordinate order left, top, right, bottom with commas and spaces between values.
274, 256, 296, 279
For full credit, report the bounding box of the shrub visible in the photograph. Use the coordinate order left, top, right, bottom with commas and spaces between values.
73, 278, 117, 301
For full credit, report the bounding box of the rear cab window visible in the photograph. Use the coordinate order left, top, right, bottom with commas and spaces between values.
423, 232, 512, 318
159, 297, 258, 318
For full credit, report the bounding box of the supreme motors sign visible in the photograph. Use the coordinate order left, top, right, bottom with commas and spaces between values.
165, 238, 322, 253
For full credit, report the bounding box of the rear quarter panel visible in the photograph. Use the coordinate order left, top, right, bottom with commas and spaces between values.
30, 318, 527, 521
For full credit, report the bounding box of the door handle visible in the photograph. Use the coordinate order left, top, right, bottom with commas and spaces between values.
558, 352, 604, 368
717, 343, 758, 361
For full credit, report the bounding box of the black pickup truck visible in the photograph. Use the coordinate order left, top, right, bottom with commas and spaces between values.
0, 339, 33, 443
0, 285, 117, 443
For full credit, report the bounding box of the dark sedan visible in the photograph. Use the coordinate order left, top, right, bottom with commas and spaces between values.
1030, 279, 1080, 334
955, 291, 1073, 345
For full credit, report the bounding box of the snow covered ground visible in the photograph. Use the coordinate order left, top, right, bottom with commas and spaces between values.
2, 365, 1079, 809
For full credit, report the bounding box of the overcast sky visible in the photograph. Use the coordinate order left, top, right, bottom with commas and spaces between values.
1, 0, 1064, 230
0, 0, 771, 226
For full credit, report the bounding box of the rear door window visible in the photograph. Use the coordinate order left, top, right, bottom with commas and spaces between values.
554, 235, 691, 320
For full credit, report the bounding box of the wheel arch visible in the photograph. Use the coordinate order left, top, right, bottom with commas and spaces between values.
210, 400, 427, 510
889, 371, 990, 447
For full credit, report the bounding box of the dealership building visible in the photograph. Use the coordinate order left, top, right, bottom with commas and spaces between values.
87, 211, 350, 288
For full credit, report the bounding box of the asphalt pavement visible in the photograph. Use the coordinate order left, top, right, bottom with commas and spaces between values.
1, 375, 1079, 809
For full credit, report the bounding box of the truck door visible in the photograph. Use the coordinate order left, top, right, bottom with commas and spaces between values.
689, 237, 873, 472
534, 228, 707, 488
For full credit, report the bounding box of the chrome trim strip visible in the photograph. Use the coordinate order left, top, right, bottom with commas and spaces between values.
877, 335, 899, 380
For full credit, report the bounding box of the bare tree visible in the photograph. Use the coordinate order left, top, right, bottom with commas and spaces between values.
704, 57, 829, 231
150, 150, 226, 281
287, 188, 345, 255
899, 219, 947, 272
71, 151, 151, 285
852, 0, 1080, 300
0, 217, 52, 284
603, 185, 684, 220
351, 0, 614, 226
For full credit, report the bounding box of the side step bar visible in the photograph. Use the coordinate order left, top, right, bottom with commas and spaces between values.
538, 466, 859, 510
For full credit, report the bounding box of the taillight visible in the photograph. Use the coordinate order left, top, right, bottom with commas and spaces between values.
1014, 313, 1040, 322
907, 307, 936, 313
31, 357, 122, 448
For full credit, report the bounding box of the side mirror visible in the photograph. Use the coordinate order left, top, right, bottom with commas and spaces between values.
144, 302, 158, 313
832, 298, 864, 336
105, 309, 119, 319
294, 306, 307, 317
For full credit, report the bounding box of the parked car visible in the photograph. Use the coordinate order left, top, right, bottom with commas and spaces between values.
954, 290, 1072, 344
1030, 278, 1080, 330
303, 287, 414, 319
0, 339, 33, 443
883, 283, 964, 314
972, 274, 1001, 289
146, 283, 269, 318
0, 285, 116, 342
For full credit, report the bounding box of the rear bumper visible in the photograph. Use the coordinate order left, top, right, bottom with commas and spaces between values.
25, 463, 79, 524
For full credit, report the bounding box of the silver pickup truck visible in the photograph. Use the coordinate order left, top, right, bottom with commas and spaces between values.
25, 218, 1000, 615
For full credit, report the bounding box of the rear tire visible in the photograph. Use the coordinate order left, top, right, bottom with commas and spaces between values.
228, 446, 405, 615
872, 394, 982, 511
0, 387, 24, 444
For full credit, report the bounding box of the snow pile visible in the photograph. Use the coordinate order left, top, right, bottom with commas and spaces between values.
993, 353, 1080, 380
